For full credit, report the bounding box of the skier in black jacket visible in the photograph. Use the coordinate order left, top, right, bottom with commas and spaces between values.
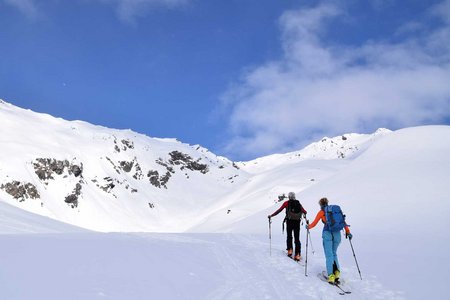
268, 192, 307, 261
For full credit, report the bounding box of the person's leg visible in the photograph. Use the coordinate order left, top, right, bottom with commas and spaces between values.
293, 220, 301, 256
332, 230, 341, 271
286, 220, 293, 255
322, 230, 334, 275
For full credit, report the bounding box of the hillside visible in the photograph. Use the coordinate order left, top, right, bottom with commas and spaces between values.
0, 100, 246, 231
0, 100, 448, 299
0, 100, 388, 233
223, 125, 450, 299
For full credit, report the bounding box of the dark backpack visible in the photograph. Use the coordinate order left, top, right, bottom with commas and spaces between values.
286, 200, 302, 221
323, 205, 346, 232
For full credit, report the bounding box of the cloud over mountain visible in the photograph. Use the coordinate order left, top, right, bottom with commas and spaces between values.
220, 2, 450, 159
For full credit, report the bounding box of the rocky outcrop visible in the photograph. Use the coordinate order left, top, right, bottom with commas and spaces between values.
105, 157, 121, 174
33, 158, 83, 183
64, 182, 82, 208
0, 181, 40, 202
147, 170, 172, 189
118, 158, 144, 180
146, 151, 209, 188
113, 137, 135, 153
168, 151, 209, 174
119, 160, 134, 173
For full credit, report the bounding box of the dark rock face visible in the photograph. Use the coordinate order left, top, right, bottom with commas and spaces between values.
106, 157, 121, 174
64, 182, 82, 208
146, 151, 210, 188
113, 137, 135, 153
148, 170, 160, 187
0, 181, 40, 202
118, 158, 143, 180
160, 171, 171, 187
107, 156, 144, 180
33, 158, 83, 182
119, 160, 134, 173
71, 165, 83, 177
132, 161, 144, 180
121, 139, 134, 150
31, 158, 84, 207
147, 170, 172, 189
100, 177, 115, 193
156, 159, 175, 174
168, 151, 209, 174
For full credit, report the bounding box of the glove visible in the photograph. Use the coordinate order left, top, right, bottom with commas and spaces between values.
346, 233, 353, 240
305, 224, 309, 230
268, 215, 272, 220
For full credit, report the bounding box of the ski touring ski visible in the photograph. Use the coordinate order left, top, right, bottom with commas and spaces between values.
283, 251, 305, 267
285, 251, 305, 266
317, 271, 351, 295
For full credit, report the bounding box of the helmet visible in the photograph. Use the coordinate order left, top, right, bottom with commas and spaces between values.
288, 192, 295, 200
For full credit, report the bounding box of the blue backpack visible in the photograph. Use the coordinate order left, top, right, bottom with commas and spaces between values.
324, 205, 346, 232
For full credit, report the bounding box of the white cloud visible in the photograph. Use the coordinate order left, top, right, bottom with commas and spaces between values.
100, 0, 189, 24
220, 2, 450, 160
431, 0, 450, 24
4, 0, 189, 23
3, 0, 39, 19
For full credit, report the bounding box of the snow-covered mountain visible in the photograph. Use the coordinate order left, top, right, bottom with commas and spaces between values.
0, 100, 388, 233
1, 100, 449, 299
237, 128, 390, 174
0, 100, 247, 231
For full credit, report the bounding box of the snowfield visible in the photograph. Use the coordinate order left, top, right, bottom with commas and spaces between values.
0, 101, 449, 299
0, 217, 403, 300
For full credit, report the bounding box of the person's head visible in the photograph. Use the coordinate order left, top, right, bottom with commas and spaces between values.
319, 197, 328, 209
288, 192, 296, 200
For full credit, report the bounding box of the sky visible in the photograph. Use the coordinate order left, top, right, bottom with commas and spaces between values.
1, 0, 449, 161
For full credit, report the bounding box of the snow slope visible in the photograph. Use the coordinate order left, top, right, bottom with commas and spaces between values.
217, 125, 450, 299
0, 100, 387, 233
0, 198, 86, 234
0, 100, 247, 232
1, 100, 448, 299
0, 230, 403, 300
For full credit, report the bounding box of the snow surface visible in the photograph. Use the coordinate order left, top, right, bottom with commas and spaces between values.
0, 100, 449, 299
0, 199, 86, 234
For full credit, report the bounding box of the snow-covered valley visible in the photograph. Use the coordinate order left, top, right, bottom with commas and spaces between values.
0, 100, 449, 299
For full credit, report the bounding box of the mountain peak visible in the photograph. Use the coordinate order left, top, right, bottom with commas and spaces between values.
237, 129, 392, 174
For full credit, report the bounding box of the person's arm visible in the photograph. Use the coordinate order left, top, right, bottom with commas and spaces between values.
307, 210, 324, 229
344, 224, 350, 234
344, 223, 353, 239
301, 206, 307, 215
270, 201, 288, 217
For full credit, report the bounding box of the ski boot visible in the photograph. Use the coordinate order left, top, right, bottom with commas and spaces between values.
334, 270, 340, 284
287, 249, 293, 257
328, 274, 336, 284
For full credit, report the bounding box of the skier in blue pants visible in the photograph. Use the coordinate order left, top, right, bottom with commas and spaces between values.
322, 230, 341, 277
306, 197, 352, 283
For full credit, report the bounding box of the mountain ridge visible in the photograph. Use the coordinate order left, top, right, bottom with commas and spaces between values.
0, 100, 400, 232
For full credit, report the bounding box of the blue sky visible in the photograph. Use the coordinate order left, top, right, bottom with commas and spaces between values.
1, 0, 449, 161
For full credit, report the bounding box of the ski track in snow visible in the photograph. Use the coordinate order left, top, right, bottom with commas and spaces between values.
0, 232, 404, 300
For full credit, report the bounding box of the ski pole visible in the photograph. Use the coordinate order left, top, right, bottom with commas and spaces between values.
308, 229, 315, 255
305, 221, 309, 276
268, 217, 272, 256
349, 238, 362, 280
